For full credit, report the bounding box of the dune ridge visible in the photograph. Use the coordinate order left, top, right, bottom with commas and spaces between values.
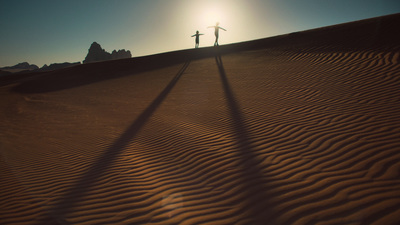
1, 13, 400, 224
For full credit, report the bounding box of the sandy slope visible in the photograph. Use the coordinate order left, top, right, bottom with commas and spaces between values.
1, 14, 400, 225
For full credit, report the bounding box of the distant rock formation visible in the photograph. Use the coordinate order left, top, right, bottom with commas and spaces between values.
40, 62, 81, 71
1, 61, 82, 74
1, 62, 39, 72
83, 42, 111, 63
83, 42, 132, 64
111, 49, 132, 60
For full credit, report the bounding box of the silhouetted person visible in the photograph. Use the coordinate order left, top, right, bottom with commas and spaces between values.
191, 30, 204, 48
208, 22, 226, 46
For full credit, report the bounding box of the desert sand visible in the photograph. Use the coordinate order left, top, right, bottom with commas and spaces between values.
1, 14, 400, 225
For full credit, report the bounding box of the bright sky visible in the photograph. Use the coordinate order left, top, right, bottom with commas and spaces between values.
0, 0, 399, 67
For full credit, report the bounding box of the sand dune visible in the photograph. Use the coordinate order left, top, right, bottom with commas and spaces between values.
1, 14, 400, 225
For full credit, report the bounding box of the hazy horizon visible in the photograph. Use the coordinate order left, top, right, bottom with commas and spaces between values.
1, 0, 399, 68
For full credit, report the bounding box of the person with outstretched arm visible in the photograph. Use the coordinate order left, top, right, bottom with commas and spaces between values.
208, 22, 226, 46
191, 30, 204, 48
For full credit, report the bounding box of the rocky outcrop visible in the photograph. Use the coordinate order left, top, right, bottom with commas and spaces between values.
40, 62, 81, 71
83, 42, 131, 64
111, 49, 131, 60
1, 62, 39, 71
83, 42, 111, 63
1, 61, 82, 73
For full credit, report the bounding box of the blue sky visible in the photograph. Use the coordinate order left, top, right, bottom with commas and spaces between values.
0, 0, 399, 67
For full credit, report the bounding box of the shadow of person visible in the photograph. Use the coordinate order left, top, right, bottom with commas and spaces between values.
36, 61, 191, 225
215, 55, 275, 224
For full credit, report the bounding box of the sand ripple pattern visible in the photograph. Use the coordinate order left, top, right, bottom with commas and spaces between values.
1, 15, 400, 225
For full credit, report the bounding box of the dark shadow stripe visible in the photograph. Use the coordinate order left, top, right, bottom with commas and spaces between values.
215, 55, 274, 224
37, 61, 190, 224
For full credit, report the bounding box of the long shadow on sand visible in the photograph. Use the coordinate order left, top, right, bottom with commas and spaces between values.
215, 55, 274, 224
38, 61, 190, 224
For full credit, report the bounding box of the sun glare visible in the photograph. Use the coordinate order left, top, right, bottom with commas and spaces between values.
201, 7, 225, 26
180, 0, 248, 47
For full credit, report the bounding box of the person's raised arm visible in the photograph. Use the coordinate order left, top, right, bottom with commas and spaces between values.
220, 27, 227, 31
